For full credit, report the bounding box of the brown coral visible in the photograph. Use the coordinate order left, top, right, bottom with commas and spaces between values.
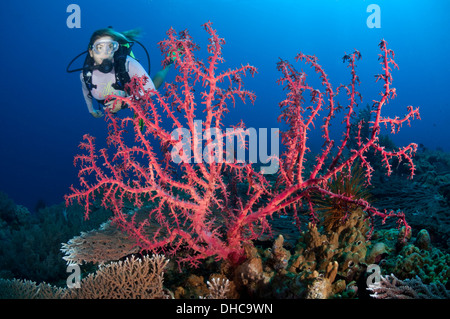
61, 220, 140, 265
0, 254, 171, 299
65, 254, 170, 299
305, 261, 339, 299
293, 208, 370, 279
368, 274, 450, 299
0, 278, 66, 299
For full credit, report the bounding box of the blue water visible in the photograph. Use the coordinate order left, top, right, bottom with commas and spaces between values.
0, 0, 449, 212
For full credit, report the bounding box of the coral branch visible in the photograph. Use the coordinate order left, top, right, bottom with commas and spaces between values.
273, 39, 419, 236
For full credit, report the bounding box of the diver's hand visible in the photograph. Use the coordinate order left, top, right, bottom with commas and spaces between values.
105, 98, 126, 113
90, 110, 103, 118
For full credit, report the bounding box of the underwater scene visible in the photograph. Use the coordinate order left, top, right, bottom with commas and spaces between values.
0, 0, 449, 308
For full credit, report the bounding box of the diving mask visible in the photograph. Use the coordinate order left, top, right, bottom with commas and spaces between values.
92, 39, 119, 55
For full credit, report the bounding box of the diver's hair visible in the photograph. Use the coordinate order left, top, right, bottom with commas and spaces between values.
88, 27, 142, 48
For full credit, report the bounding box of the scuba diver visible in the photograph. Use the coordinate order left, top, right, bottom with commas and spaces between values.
67, 27, 172, 118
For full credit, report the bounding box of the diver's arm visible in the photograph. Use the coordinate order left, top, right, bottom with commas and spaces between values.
80, 73, 102, 117
152, 64, 172, 90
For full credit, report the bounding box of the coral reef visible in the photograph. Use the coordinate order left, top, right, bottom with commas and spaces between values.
0, 191, 110, 284
1, 199, 449, 299
204, 277, 231, 299
313, 165, 372, 232
0, 254, 170, 299
2, 24, 446, 301
65, 254, 170, 299
368, 274, 449, 299
222, 208, 372, 299
291, 208, 370, 283
0, 278, 67, 299
370, 149, 450, 252
371, 228, 450, 285
348, 102, 450, 253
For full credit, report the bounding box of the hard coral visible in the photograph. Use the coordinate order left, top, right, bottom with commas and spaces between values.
65, 254, 171, 299
292, 208, 371, 281
0, 254, 171, 299
368, 274, 450, 299
61, 220, 140, 265
371, 227, 450, 285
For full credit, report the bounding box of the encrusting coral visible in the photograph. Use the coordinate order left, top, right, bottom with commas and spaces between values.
367, 226, 449, 285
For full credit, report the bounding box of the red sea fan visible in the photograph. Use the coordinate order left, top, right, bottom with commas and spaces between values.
66, 23, 419, 267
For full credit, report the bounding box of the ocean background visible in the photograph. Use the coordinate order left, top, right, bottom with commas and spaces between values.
0, 0, 449, 213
